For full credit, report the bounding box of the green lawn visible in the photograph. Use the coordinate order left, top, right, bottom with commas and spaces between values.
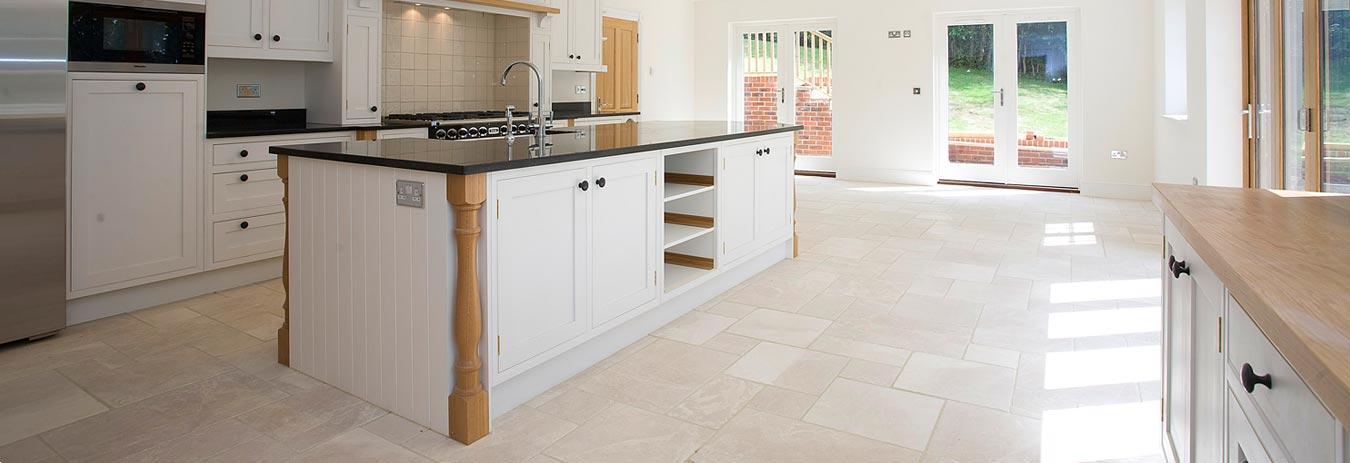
947, 66, 1069, 140
1327, 87, 1350, 144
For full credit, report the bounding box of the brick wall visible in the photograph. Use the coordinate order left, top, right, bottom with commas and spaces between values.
743, 75, 833, 157
947, 132, 1069, 169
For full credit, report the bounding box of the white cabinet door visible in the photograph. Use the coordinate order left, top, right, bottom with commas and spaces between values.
754, 137, 791, 243
496, 168, 590, 371
207, 0, 264, 49
1226, 391, 1275, 463
590, 157, 658, 327
569, 0, 599, 66
70, 79, 200, 293
343, 14, 380, 122
1191, 269, 1225, 463
719, 142, 757, 263
268, 0, 331, 53
549, 0, 571, 64
1163, 239, 1195, 463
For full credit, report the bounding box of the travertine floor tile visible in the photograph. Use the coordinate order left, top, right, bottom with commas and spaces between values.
531, 387, 614, 424
0, 436, 57, 463
803, 379, 945, 451
894, 353, 1015, 411
545, 403, 714, 462
921, 402, 1041, 463
652, 311, 737, 345
725, 342, 847, 394
58, 347, 233, 408
692, 408, 921, 463
111, 418, 260, 463
744, 386, 818, 420
290, 428, 430, 463
0, 370, 107, 447
725, 309, 831, 347
577, 339, 737, 413
667, 375, 762, 428
838, 359, 902, 386
410, 407, 574, 463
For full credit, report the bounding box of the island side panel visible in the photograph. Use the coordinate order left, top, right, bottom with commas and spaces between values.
285, 157, 454, 435
446, 173, 490, 445
278, 155, 290, 365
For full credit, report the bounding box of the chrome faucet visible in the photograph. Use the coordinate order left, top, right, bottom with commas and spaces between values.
504, 104, 517, 144
500, 61, 548, 148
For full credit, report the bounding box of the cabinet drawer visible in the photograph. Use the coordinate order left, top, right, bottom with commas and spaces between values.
1226, 296, 1336, 463
212, 213, 285, 263
213, 168, 282, 214
212, 141, 278, 166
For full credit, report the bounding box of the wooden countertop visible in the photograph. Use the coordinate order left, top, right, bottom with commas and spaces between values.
1152, 184, 1350, 423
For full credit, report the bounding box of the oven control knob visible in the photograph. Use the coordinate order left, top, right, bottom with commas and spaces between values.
434, 129, 448, 139
458, 128, 470, 138
499, 125, 508, 134
468, 127, 479, 137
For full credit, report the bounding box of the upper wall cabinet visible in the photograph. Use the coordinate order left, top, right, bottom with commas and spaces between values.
550, 0, 606, 72
208, 0, 333, 62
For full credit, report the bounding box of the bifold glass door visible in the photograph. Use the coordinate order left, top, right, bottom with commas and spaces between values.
938, 11, 1079, 188
734, 21, 837, 173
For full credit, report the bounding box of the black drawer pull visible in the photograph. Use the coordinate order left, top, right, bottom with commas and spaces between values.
239, 149, 249, 158
596, 177, 606, 188
1168, 256, 1190, 279
370, 105, 378, 112
272, 35, 281, 42
578, 180, 589, 191
253, 33, 263, 41
1241, 363, 1272, 393
239, 174, 249, 182
239, 221, 250, 230
765, 147, 772, 155
135, 82, 146, 91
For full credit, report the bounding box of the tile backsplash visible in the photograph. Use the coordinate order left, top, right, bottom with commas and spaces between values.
381, 1, 530, 115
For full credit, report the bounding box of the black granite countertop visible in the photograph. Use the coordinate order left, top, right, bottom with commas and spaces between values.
269, 121, 802, 175
205, 109, 430, 139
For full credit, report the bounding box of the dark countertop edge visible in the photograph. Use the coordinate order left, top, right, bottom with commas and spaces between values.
555, 111, 641, 120
269, 125, 802, 175
205, 122, 430, 139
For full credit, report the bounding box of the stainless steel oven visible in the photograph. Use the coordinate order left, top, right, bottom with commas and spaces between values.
68, 0, 205, 73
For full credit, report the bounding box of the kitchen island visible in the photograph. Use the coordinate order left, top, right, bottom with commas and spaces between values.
269, 121, 802, 444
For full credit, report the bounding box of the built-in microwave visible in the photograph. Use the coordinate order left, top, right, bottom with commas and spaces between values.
68, 0, 205, 74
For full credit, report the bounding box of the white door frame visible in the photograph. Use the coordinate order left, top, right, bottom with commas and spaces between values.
730, 19, 838, 172
934, 8, 1082, 188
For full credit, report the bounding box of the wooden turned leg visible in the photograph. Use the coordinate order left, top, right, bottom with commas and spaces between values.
277, 155, 291, 366
447, 173, 489, 444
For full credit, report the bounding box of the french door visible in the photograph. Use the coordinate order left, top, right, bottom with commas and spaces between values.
936, 10, 1080, 188
1245, 0, 1349, 192
732, 20, 837, 173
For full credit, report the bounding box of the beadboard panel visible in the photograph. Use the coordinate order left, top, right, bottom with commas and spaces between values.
289, 157, 453, 435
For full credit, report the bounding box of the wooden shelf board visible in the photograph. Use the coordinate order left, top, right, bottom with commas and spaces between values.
665, 212, 714, 229
664, 183, 715, 202
446, 0, 560, 14
665, 252, 714, 270
664, 223, 714, 249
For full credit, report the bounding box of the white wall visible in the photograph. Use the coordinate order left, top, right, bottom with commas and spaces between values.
206, 59, 308, 111
692, 0, 1158, 198
1153, 0, 1244, 188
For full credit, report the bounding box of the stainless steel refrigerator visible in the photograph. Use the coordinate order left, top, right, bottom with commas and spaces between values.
0, 0, 67, 343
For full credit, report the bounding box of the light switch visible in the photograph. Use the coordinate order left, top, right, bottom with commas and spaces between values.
1111, 150, 1128, 160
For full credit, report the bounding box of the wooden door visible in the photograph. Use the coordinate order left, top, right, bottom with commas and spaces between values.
344, 14, 380, 123
267, 0, 331, 53
495, 168, 590, 371
598, 17, 639, 113
207, 0, 264, 49
70, 79, 201, 293
718, 142, 757, 262
590, 157, 659, 326
753, 137, 792, 243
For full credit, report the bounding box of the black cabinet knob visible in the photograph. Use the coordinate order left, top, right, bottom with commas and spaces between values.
272, 35, 281, 42
370, 106, 378, 112
756, 149, 764, 156
135, 82, 146, 91
577, 55, 582, 60
239, 174, 249, 182
253, 33, 263, 41
239, 221, 250, 230
578, 180, 589, 191
596, 177, 606, 188
1240, 363, 1272, 393
765, 147, 772, 155
1169, 258, 1190, 279
569, 54, 575, 59
239, 149, 249, 158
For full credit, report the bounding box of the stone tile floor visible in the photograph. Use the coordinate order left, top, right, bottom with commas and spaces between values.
0, 178, 1166, 463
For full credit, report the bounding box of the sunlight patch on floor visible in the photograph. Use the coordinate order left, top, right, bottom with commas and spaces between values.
1045, 222, 1095, 234
1041, 401, 1163, 463
1042, 235, 1098, 247
1047, 307, 1161, 339
1044, 345, 1160, 390
1049, 279, 1160, 304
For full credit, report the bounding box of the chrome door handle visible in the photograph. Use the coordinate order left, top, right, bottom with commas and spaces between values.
1245, 104, 1256, 140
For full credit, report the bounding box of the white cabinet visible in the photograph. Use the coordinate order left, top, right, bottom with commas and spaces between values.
718, 136, 793, 263
1161, 221, 1225, 463
342, 14, 381, 122
69, 77, 203, 296
496, 167, 591, 371
207, 0, 264, 49
590, 157, 659, 327
208, 0, 332, 62
550, 0, 605, 72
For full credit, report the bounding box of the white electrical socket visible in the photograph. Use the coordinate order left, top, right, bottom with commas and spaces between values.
1110, 150, 1128, 160
575, 85, 587, 94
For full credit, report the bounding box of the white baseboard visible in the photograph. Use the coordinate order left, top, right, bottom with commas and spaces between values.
1080, 181, 1152, 200
66, 258, 282, 325
795, 156, 836, 173
487, 240, 791, 420
835, 167, 937, 186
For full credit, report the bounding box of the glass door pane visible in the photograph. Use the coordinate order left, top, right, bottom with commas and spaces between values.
1254, 1, 1278, 188
946, 23, 998, 169
1014, 21, 1070, 171
1323, 0, 1350, 192
793, 29, 833, 159
741, 31, 780, 125
1285, 0, 1308, 190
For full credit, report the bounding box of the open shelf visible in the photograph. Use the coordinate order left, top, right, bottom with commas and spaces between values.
664, 223, 714, 249
665, 182, 715, 202
664, 263, 709, 293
